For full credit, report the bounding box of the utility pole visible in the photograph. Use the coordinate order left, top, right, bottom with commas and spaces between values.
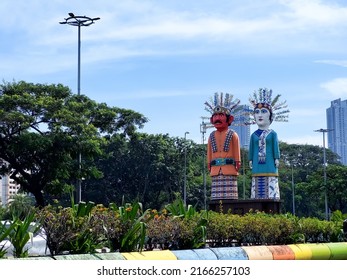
184, 131, 190, 206
60, 13, 100, 203
314, 128, 333, 220
200, 119, 207, 210
291, 163, 295, 215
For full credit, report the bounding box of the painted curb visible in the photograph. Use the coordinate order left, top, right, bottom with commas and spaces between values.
5, 242, 347, 260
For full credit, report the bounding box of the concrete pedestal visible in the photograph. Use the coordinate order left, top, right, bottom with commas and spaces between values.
208, 199, 282, 214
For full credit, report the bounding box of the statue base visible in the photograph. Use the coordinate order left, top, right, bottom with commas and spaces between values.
208, 199, 282, 215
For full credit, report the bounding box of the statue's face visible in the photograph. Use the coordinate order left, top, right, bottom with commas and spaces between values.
211, 113, 229, 131
254, 107, 271, 129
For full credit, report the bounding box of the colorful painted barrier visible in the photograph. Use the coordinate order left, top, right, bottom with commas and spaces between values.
118, 242, 347, 260
326, 242, 347, 260
6, 242, 347, 260
241, 245, 273, 260
122, 250, 177, 260
264, 245, 295, 260
287, 244, 312, 260
301, 243, 331, 260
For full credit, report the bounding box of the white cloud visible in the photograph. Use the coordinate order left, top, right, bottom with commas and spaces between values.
281, 0, 347, 24
2, 0, 346, 147
320, 78, 347, 97
2, 0, 347, 71
315, 60, 347, 68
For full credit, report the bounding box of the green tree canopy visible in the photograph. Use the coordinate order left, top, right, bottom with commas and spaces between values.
278, 142, 342, 217
305, 164, 347, 213
0, 80, 147, 207
83, 133, 187, 209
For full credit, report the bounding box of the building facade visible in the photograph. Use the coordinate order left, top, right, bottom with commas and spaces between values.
0, 174, 20, 206
326, 98, 347, 165
230, 104, 251, 149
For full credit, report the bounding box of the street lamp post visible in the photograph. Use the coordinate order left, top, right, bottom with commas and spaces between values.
314, 128, 333, 220
291, 163, 295, 215
60, 13, 100, 96
184, 131, 190, 206
200, 120, 207, 210
60, 13, 100, 203
242, 145, 248, 200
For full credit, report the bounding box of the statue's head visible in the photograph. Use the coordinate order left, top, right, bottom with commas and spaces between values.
204, 92, 240, 131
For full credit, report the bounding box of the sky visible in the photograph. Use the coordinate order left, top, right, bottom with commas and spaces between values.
1, 0, 347, 146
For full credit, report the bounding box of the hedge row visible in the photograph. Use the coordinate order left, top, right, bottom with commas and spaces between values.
1, 200, 346, 258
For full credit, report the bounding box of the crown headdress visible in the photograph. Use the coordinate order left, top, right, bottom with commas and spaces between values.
247, 88, 289, 124
204, 92, 241, 116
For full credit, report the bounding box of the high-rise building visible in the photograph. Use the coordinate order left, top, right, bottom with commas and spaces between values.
1, 174, 20, 206
230, 104, 251, 149
326, 98, 347, 165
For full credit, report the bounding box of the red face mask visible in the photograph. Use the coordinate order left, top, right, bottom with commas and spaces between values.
211, 113, 233, 131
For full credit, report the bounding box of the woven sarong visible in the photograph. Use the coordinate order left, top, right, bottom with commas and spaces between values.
251, 176, 280, 199
211, 174, 238, 200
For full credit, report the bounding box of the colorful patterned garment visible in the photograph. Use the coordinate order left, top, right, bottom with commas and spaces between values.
204, 92, 242, 201
211, 173, 238, 200
248, 129, 280, 176
251, 176, 280, 199
207, 129, 240, 200
210, 130, 234, 153
246, 88, 289, 201
248, 129, 281, 199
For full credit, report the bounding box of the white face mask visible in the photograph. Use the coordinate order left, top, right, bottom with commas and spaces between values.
254, 108, 271, 129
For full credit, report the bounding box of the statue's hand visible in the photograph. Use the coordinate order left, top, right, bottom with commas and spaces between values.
235, 161, 241, 171
249, 161, 252, 169
275, 159, 279, 168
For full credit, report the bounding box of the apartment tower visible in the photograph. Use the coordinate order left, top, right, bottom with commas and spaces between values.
326, 98, 347, 165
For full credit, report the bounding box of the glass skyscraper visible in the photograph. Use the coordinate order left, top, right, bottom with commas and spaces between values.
230, 104, 251, 149
326, 98, 347, 165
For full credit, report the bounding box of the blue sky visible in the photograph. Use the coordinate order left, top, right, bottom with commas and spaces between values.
1, 0, 347, 146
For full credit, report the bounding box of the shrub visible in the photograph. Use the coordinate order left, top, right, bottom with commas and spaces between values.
298, 217, 342, 243
240, 211, 277, 245
88, 202, 150, 252
272, 214, 301, 244
20, 200, 347, 257
206, 211, 244, 247
36, 205, 79, 256
147, 214, 205, 250
147, 201, 207, 250
88, 205, 127, 251
146, 214, 178, 250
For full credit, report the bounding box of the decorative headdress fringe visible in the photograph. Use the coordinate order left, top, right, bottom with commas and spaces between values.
246, 88, 289, 124
204, 92, 242, 116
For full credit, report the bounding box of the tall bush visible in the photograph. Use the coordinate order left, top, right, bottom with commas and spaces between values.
148, 199, 208, 250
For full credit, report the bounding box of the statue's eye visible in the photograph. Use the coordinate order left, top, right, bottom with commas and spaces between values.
261, 109, 269, 114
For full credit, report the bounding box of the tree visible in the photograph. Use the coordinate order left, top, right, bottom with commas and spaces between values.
279, 142, 340, 182
83, 133, 187, 209
326, 165, 347, 213
305, 164, 347, 214
278, 142, 341, 217
0, 80, 147, 207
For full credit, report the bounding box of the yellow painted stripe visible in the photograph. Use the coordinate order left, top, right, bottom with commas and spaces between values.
287, 244, 312, 260
121, 250, 177, 260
